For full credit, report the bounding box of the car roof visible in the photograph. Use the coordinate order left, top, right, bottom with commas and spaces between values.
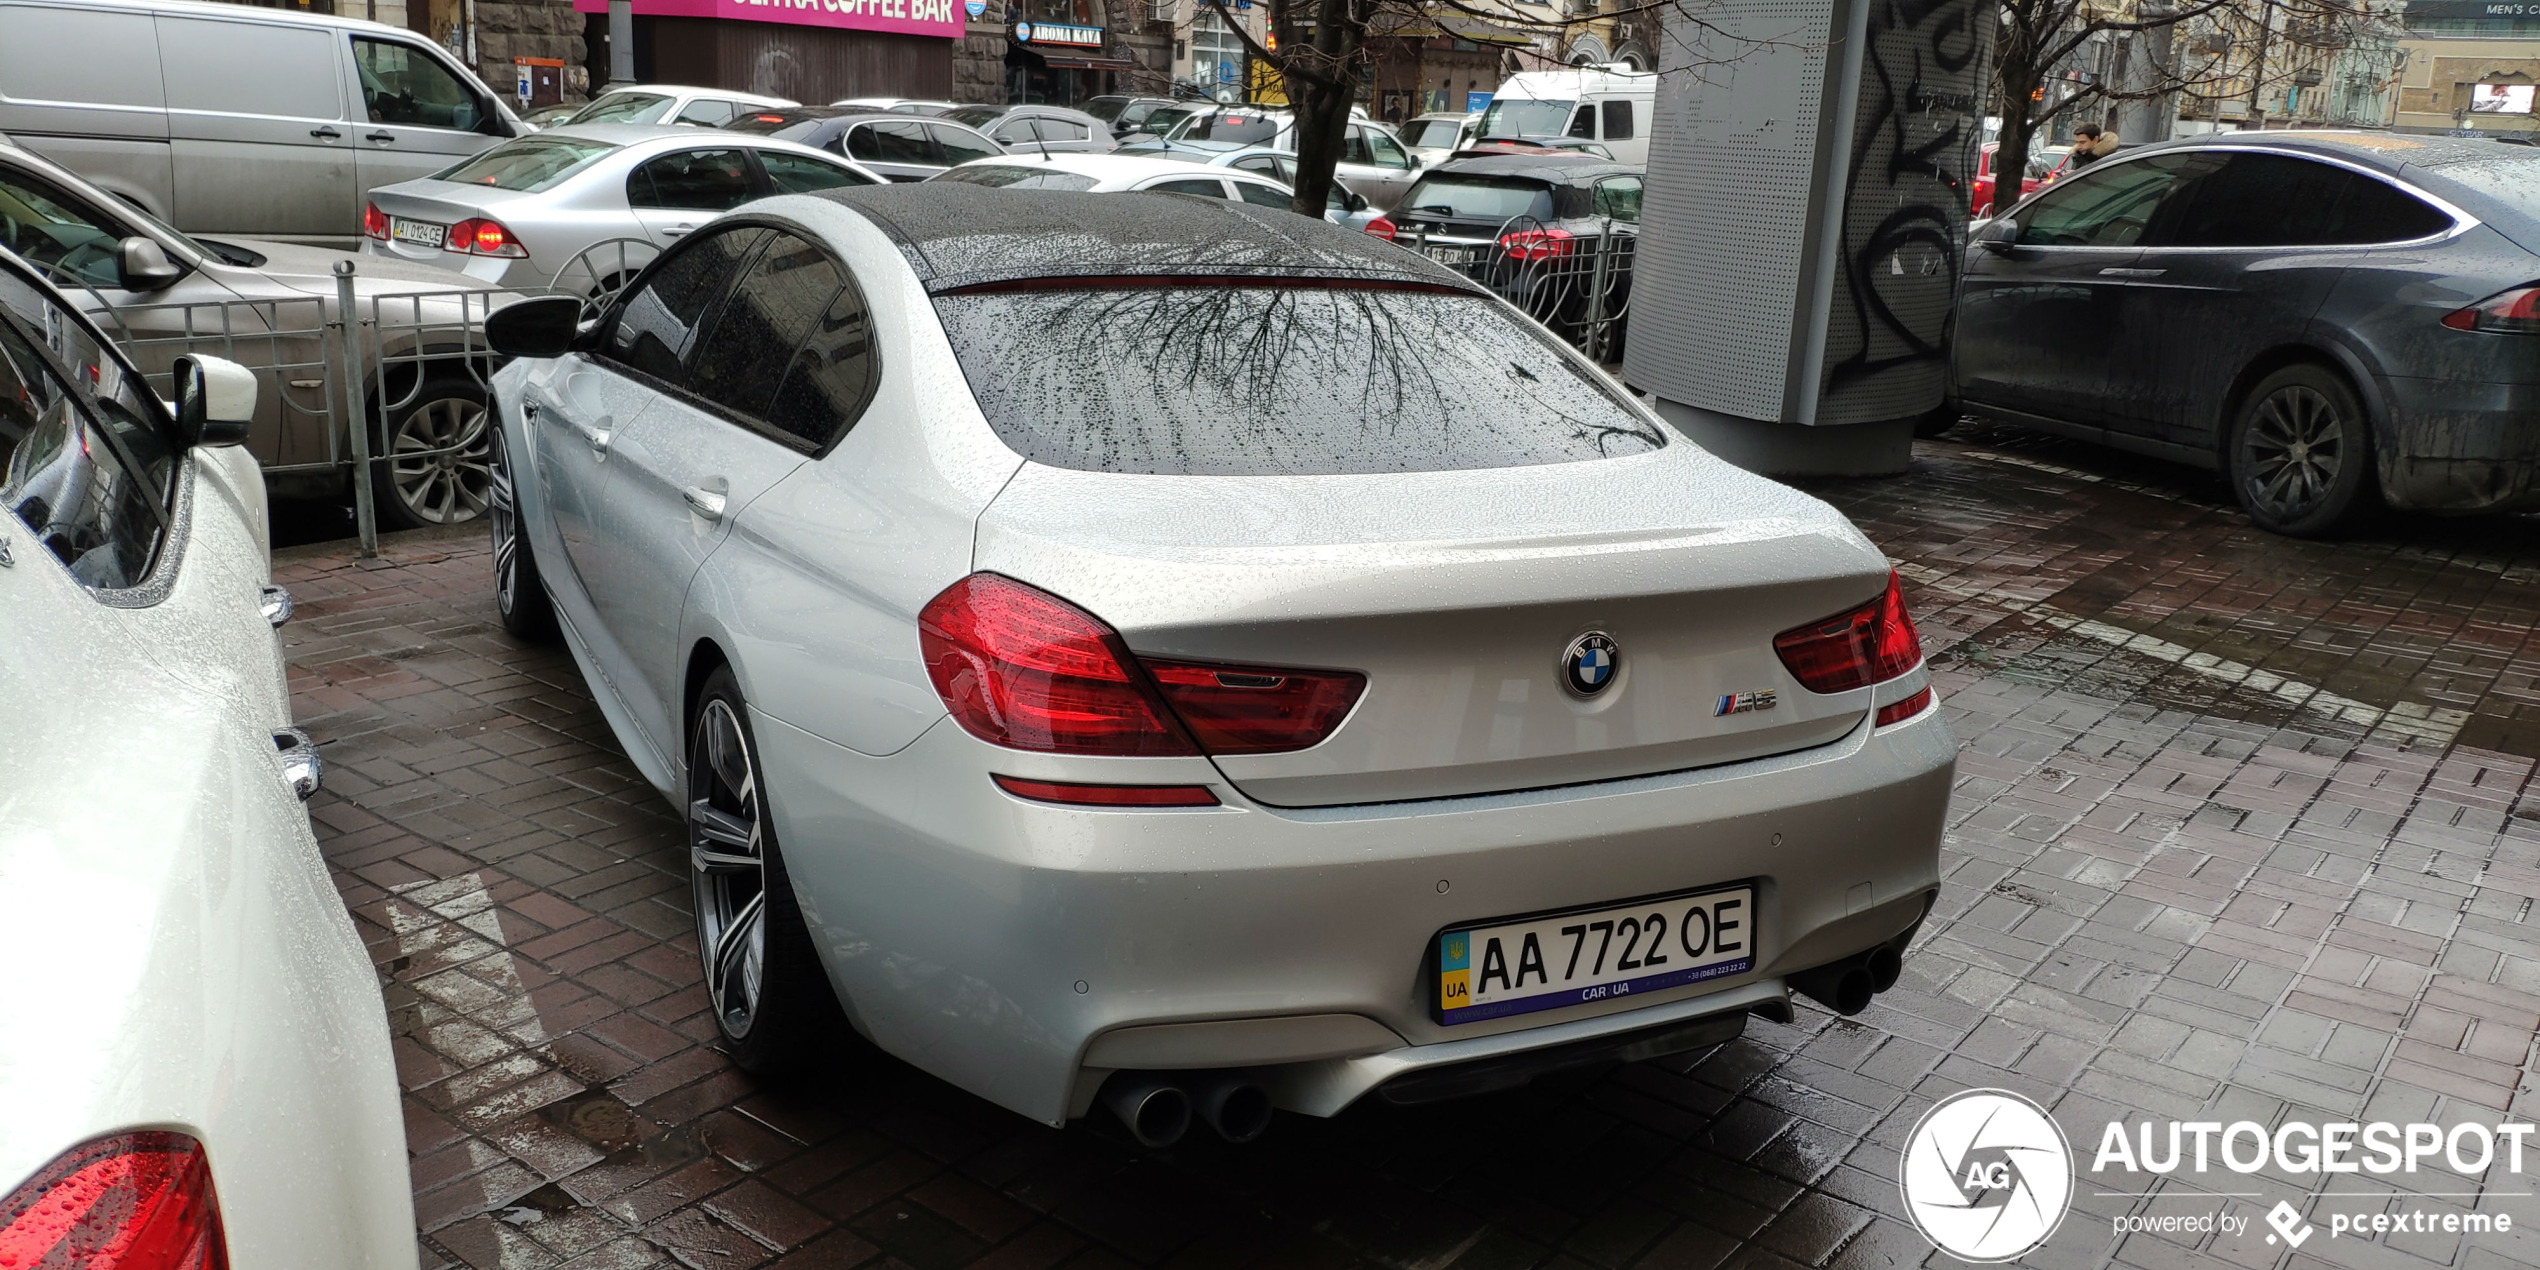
2139, 128, 2533, 172
950, 152, 1218, 180
41, 0, 428, 37
1427, 153, 1640, 181
803, 185, 1475, 293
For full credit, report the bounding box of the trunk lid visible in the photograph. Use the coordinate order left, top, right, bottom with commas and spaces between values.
972, 447, 1895, 807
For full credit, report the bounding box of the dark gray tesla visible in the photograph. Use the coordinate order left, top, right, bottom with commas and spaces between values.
1953, 132, 2540, 535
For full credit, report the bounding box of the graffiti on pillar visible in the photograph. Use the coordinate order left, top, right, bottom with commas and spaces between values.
1818, 0, 1989, 423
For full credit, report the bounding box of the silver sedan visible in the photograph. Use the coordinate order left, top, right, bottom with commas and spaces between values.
478, 186, 1951, 1146
361, 125, 885, 296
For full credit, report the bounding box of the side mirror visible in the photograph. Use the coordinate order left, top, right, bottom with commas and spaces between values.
1975, 218, 2020, 254
1345, 191, 1369, 213
486, 295, 584, 358
118, 236, 184, 291
171, 354, 257, 447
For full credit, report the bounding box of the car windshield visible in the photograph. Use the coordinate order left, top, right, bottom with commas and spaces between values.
945, 106, 1006, 129
1139, 106, 1200, 135
1081, 97, 1127, 122
2424, 154, 2540, 218
933, 283, 1663, 476
569, 91, 674, 125
1479, 99, 1573, 139
1172, 112, 1280, 144
435, 136, 618, 191
1404, 118, 1464, 148
932, 165, 1099, 190
1398, 174, 1556, 222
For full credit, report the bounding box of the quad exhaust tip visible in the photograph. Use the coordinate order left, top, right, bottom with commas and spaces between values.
1787, 930, 1915, 1017
1102, 1073, 1273, 1146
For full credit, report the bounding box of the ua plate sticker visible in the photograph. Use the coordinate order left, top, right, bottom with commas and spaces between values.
1437, 886, 1753, 1025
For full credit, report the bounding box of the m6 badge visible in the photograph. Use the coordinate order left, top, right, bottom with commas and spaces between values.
1715, 689, 1777, 716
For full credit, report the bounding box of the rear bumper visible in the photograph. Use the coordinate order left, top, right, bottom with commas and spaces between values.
2377, 375, 2540, 513
751, 684, 1954, 1125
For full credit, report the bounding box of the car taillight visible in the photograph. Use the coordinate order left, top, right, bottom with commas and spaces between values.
1499, 227, 1574, 261
919, 573, 1197, 756
444, 217, 527, 258
919, 574, 1367, 760
1875, 686, 1935, 728
1363, 216, 1397, 241
992, 775, 1219, 806
362, 201, 389, 242
1773, 572, 1924, 694
0, 1132, 227, 1269
2441, 284, 2540, 334
1144, 659, 1365, 755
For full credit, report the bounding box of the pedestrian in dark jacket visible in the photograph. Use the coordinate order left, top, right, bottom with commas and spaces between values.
2069, 124, 2121, 170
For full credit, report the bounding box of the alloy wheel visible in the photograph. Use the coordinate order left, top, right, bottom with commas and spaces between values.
389, 396, 493, 525
487, 425, 520, 615
690, 699, 768, 1039
2239, 385, 2344, 520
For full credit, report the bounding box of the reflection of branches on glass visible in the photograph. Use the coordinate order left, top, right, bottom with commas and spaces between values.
936, 286, 1663, 477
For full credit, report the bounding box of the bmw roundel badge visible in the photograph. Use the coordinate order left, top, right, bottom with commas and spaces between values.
1562, 631, 1620, 698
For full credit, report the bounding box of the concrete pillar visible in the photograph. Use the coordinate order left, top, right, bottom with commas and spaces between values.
1621, 0, 1992, 477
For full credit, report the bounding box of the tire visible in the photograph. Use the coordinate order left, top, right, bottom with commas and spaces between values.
688, 668, 847, 1075
2226, 364, 2375, 538
372, 371, 493, 531
486, 418, 557, 642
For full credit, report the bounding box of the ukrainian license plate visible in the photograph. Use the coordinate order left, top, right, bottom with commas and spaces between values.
390, 218, 445, 247
1436, 884, 1754, 1025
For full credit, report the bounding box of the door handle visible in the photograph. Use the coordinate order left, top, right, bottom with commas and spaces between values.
2097, 267, 2165, 278
309, 125, 342, 139
661, 223, 697, 237
366, 131, 396, 143
522, 401, 539, 421
575, 422, 610, 456
682, 485, 728, 522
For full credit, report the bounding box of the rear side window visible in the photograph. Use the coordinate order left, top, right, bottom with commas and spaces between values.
2143, 152, 2453, 247
1147, 179, 1226, 198
438, 136, 616, 191
1601, 100, 1635, 141
1235, 181, 1293, 210
763, 278, 878, 449
605, 227, 762, 384
675, 98, 740, 126
685, 234, 845, 435
929, 124, 999, 166
627, 149, 755, 210
759, 150, 875, 193
933, 284, 1664, 476
1399, 175, 1555, 222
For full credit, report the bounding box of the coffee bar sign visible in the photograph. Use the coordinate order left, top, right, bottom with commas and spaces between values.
569, 0, 965, 38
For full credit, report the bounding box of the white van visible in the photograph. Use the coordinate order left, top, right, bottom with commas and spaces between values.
0, 0, 526, 245
1477, 65, 1655, 166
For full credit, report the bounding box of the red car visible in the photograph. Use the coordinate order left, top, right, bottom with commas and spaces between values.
1972, 142, 2073, 217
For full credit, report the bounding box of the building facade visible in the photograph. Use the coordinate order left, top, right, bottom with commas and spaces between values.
2388, 1, 2540, 136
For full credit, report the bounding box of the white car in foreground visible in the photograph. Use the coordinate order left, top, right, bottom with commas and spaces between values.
0, 251, 413, 1265
479, 187, 1951, 1147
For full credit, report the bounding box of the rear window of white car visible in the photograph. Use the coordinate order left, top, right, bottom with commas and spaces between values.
438, 137, 618, 191
933, 282, 1663, 476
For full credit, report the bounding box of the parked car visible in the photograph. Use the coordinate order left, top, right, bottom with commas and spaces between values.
726, 111, 1004, 180
362, 124, 882, 290
934, 151, 1374, 228
1127, 112, 1421, 209
1954, 131, 2540, 534
1477, 65, 1654, 166
1379, 153, 1644, 353
1080, 94, 1181, 138
1463, 136, 1617, 160
1206, 147, 1386, 229
1, 133, 509, 528
560, 83, 797, 128
1970, 141, 2073, 216
1400, 111, 1483, 165
0, 248, 414, 1266
940, 104, 1118, 153
0, 0, 528, 247
830, 97, 963, 115
478, 184, 1949, 1144
521, 102, 585, 129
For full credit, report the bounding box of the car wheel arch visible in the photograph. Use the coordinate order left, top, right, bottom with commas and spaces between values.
2215, 344, 2390, 472
683, 637, 735, 764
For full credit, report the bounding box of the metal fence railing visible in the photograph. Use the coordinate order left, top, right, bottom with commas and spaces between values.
1402, 215, 1638, 364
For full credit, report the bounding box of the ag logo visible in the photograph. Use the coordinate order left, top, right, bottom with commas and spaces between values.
1900, 1089, 2073, 1262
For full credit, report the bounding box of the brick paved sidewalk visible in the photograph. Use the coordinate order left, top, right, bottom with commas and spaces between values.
277, 428, 2540, 1270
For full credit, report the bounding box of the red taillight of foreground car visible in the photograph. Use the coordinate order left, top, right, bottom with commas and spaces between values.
1772, 572, 1924, 694
1499, 227, 1575, 261
1144, 659, 1366, 755
920, 573, 1198, 756
0, 1132, 227, 1270
443, 217, 528, 258
1874, 685, 1935, 728
991, 775, 1219, 806
2441, 284, 2540, 334
920, 574, 1367, 759
1362, 216, 1398, 242
362, 201, 389, 242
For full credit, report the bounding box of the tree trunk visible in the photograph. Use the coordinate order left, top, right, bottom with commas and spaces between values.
1279, 0, 1361, 218
1992, 57, 2038, 215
